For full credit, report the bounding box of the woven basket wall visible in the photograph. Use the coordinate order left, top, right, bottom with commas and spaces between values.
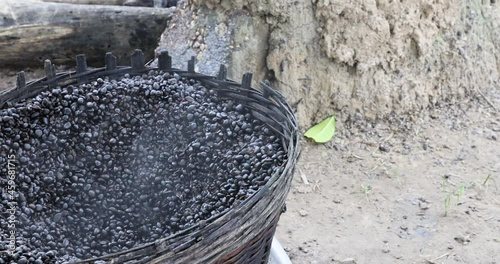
0, 50, 300, 264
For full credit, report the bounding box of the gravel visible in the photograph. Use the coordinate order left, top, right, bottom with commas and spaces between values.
0, 71, 286, 263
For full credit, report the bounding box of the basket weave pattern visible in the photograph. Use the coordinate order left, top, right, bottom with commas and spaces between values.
0, 50, 300, 264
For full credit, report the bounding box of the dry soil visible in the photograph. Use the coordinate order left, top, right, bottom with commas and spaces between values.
276, 94, 500, 264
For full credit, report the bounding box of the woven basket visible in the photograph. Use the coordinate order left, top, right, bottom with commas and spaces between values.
0, 50, 300, 264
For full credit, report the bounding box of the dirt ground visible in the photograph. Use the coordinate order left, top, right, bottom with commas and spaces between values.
1, 71, 498, 264
276, 94, 500, 264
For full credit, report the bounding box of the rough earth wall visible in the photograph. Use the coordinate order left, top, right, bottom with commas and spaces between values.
159, 0, 500, 127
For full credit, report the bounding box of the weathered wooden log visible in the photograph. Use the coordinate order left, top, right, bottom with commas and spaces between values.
41, 0, 178, 7
0, 0, 172, 67
41, 0, 158, 6
41, 0, 124, 5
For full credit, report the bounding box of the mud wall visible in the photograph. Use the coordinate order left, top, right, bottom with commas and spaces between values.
158, 0, 500, 127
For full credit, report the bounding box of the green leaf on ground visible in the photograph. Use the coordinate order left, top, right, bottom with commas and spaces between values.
304, 115, 336, 143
